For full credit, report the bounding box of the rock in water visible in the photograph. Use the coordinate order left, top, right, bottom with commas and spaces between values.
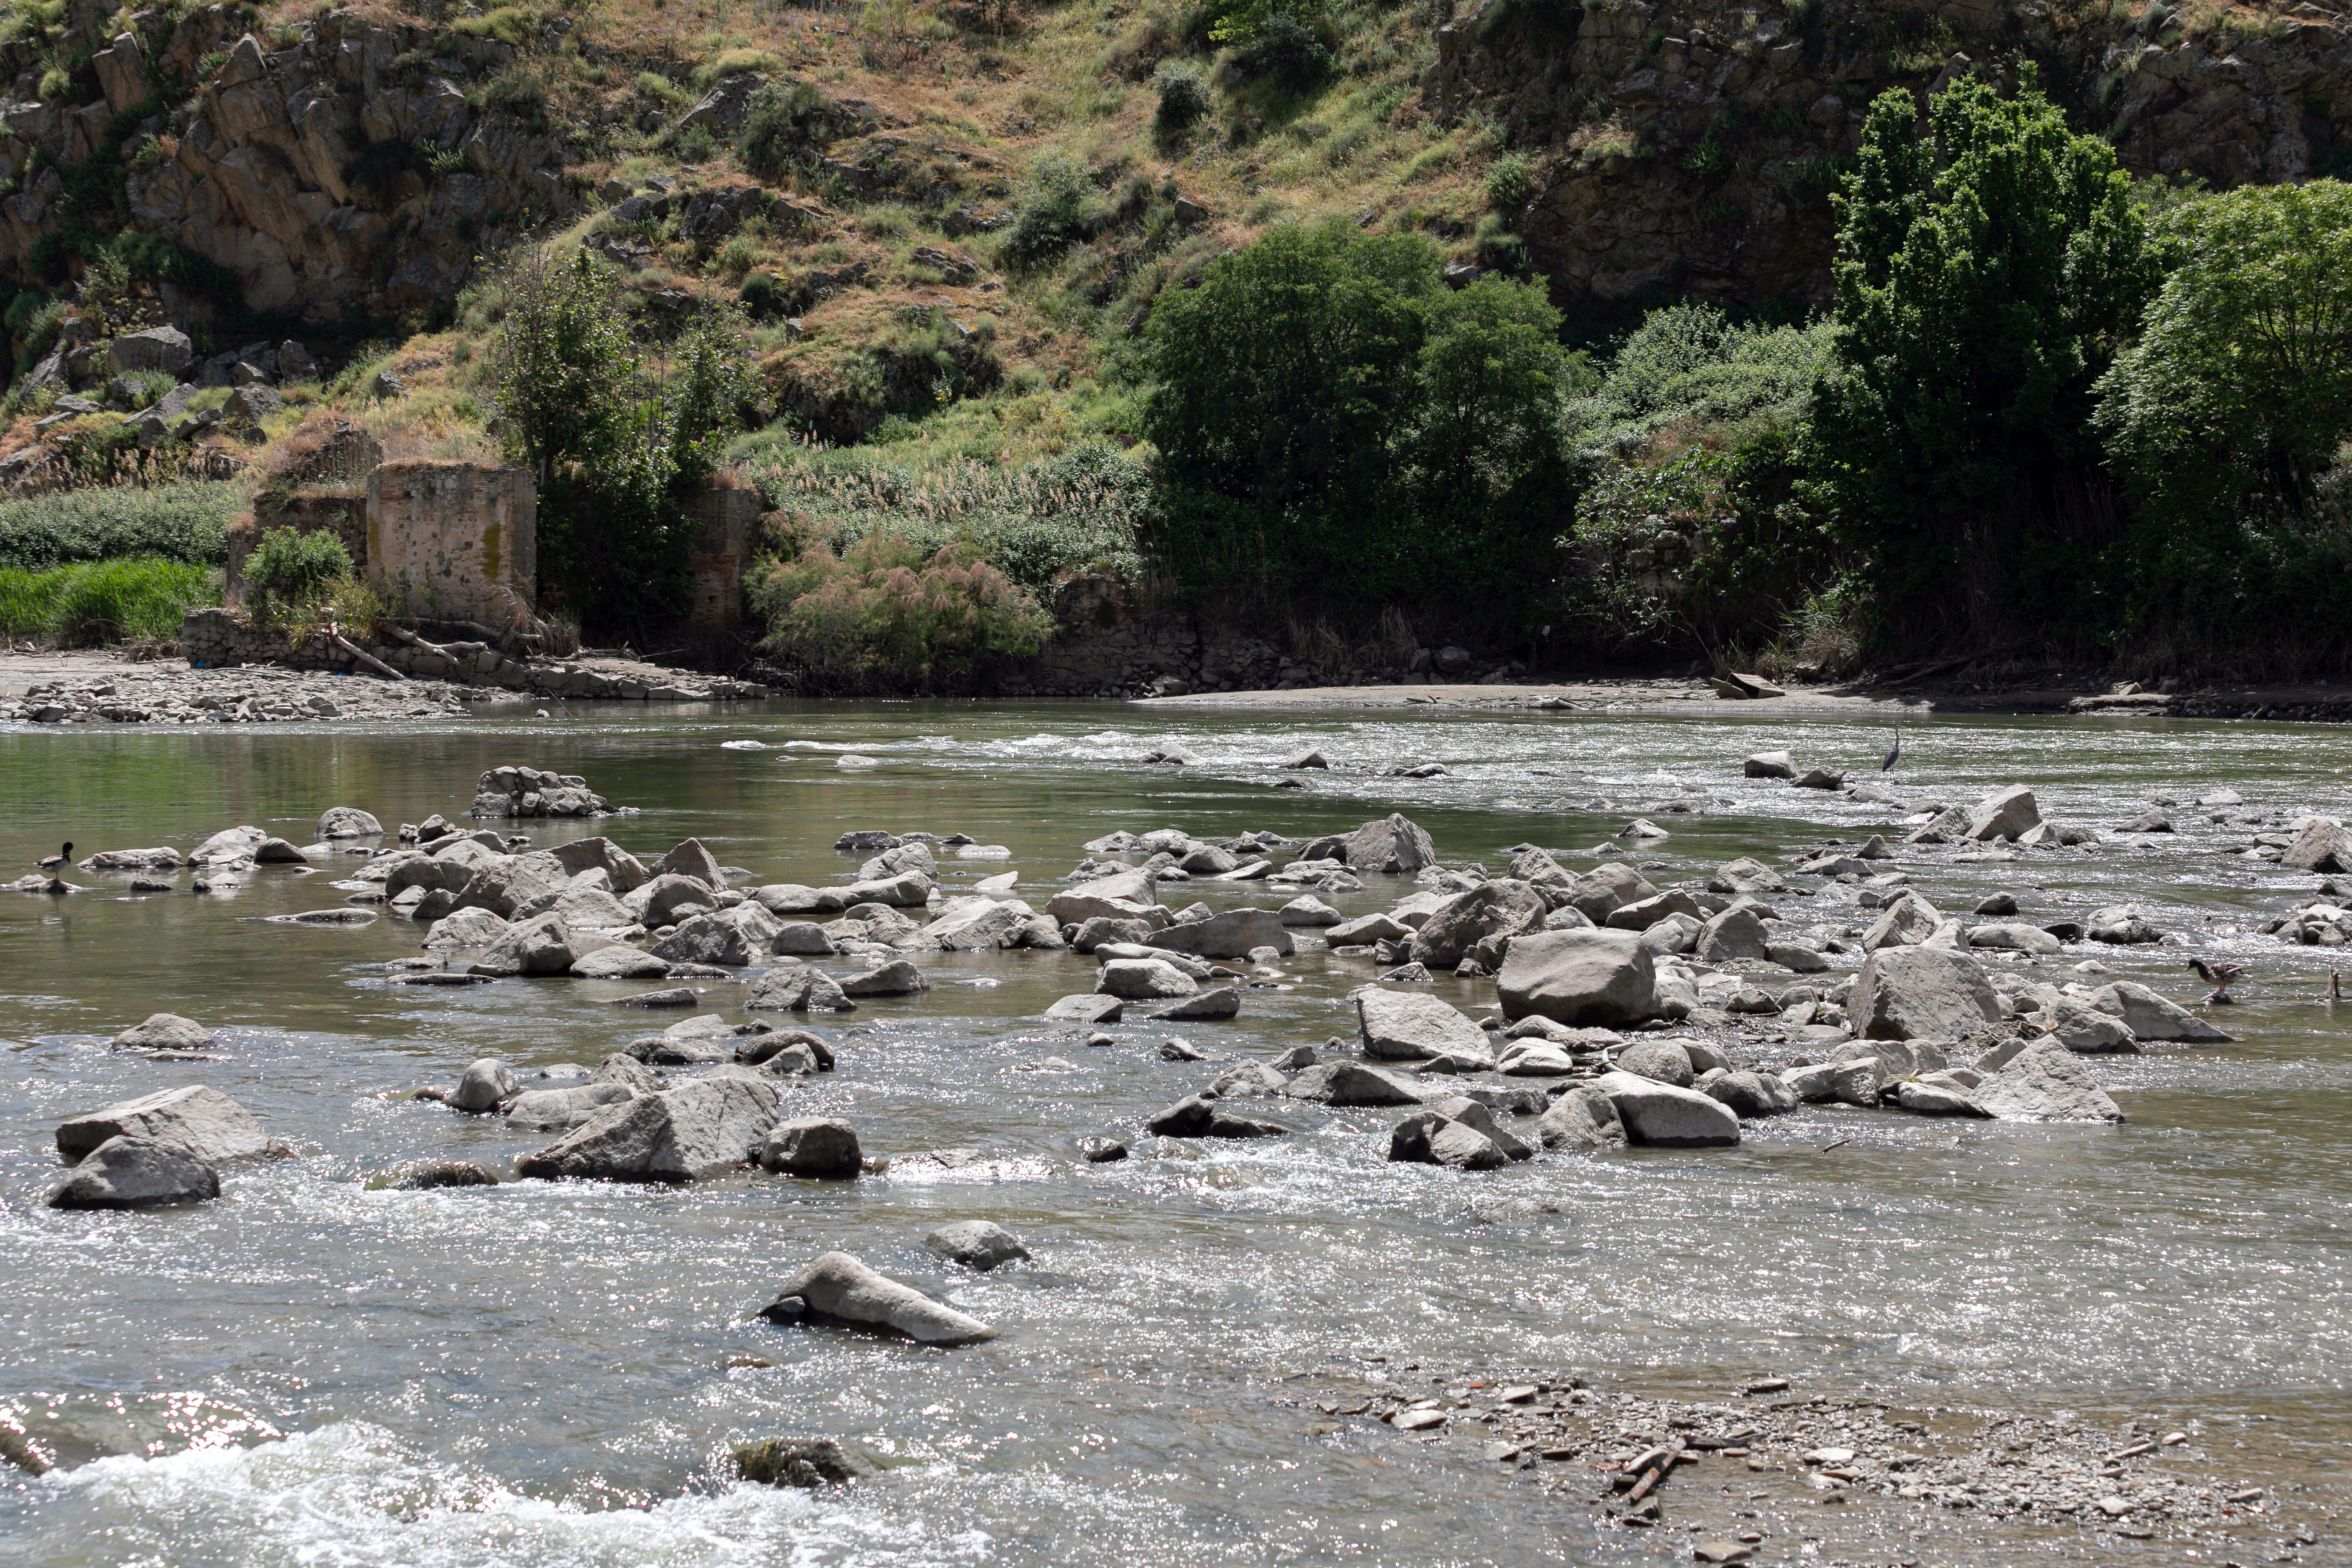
2089, 980, 2233, 1042
1965, 785, 2041, 842
389, 1160, 498, 1190
55, 1085, 277, 1165
1589, 1070, 1741, 1147
1148, 908, 1294, 959
47, 1135, 220, 1209
1144, 1094, 1291, 1138
449, 1058, 520, 1113
759, 1118, 863, 1178
425, 907, 515, 949
924, 1220, 1030, 1270
504, 1082, 639, 1132
1098, 958, 1198, 1000
1495, 929, 1660, 1026
1971, 1038, 2124, 1123
316, 806, 383, 839
516, 1077, 780, 1182
735, 1437, 883, 1487
2280, 816, 2352, 873
111, 1014, 215, 1051
1614, 1038, 1695, 1087
1281, 1061, 1428, 1106
1335, 813, 1438, 875
569, 944, 671, 979
1848, 946, 2003, 1040
1536, 1085, 1627, 1152
759, 1250, 999, 1344
840, 959, 927, 996
1354, 987, 1491, 1062
1743, 750, 1796, 779
472, 913, 578, 976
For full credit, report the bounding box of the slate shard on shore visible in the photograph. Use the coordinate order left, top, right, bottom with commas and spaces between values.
759, 1250, 999, 1345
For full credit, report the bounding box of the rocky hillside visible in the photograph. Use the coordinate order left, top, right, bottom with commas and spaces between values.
1429, 0, 2352, 310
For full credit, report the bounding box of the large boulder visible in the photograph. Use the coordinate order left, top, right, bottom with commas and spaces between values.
651, 911, 758, 966
1613, 1038, 1695, 1087
1334, 813, 1437, 875
1559, 863, 1658, 922
553, 881, 636, 932
472, 913, 578, 976
516, 1077, 780, 1182
48, 1135, 219, 1209
633, 873, 721, 927
1408, 880, 1546, 968
108, 324, 193, 376
1967, 922, 2061, 955
1848, 946, 2002, 1040
1045, 870, 1160, 924
56, 1085, 277, 1165
922, 899, 1024, 951
1965, 785, 2041, 842
830, 872, 936, 909
449, 1057, 522, 1113
456, 851, 574, 919
1495, 929, 1659, 1026
1536, 1085, 1626, 1152
425, 907, 515, 949
1971, 1038, 2124, 1122
1589, 1070, 1741, 1148
1743, 750, 1796, 779
1139, 983, 1240, 1020
1603, 890, 1704, 931
654, 838, 727, 887
1148, 908, 1294, 959
1325, 912, 1412, 946
111, 1014, 215, 1051
2089, 980, 2233, 1043
759, 1250, 998, 1345
1098, 958, 1198, 1000
1354, 987, 1491, 1061
1862, 891, 1942, 953
1281, 1061, 1429, 1106
1144, 1094, 1291, 1138
840, 959, 928, 997
2086, 906, 2163, 945
569, 944, 671, 979
759, 1118, 863, 1178
315, 806, 383, 839
1694, 906, 1770, 963
2281, 816, 2352, 873
1388, 1098, 1528, 1169
550, 836, 649, 893
1708, 856, 1788, 894
505, 1081, 640, 1132
2038, 1000, 2138, 1054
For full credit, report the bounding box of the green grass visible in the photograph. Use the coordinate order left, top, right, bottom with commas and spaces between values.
0, 481, 247, 570
0, 557, 220, 643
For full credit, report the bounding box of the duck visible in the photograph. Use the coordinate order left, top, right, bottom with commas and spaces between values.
36, 841, 71, 872
2188, 957, 2247, 1004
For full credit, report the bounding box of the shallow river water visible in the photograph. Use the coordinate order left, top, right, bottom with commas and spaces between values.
1, 699, 2348, 1567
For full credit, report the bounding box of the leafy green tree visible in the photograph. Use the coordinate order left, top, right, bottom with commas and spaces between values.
1804, 70, 2157, 646
1143, 219, 1568, 609
491, 247, 751, 637
2096, 180, 2352, 533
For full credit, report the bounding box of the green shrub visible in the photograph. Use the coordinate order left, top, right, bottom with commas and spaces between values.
745, 443, 1149, 592
0, 556, 218, 643
0, 482, 244, 569
676, 123, 719, 164
1561, 303, 1832, 463
245, 526, 351, 622
739, 80, 834, 176
1002, 153, 1105, 267
1485, 151, 1533, 211
634, 69, 686, 104
750, 535, 1054, 688
1152, 61, 1211, 133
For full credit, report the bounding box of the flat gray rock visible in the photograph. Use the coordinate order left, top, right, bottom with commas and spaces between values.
760, 1117, 863, 1178
569, 944, 670, 979
1849, 946, 2002, 1040
1536, 1085, 1627, 1152
1148, 907, 1294, 959
111, 1013, 214, 1051
1590, 1070, 1740, 1148
1281, 1061, 1428, 1106
1354, 987, 1490, 1062
517, 1076, 781, 1182
2090, 980, 2233, 1042
1496, 928, 1661, 1026
504, 1081, 639, 1132
1971, 1037, 2124, 1123
924, 1219, 1030, 1270
1045, 993, 1124, 1023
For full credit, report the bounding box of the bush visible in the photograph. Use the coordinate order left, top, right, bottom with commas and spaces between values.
746, 443, 1149, 592
245, 526, 351, 622
1152, 61, 1212, 133
750, 534, 1054, 688
1485, 151, 1533, 212
1562, 303, 1832, 463
739, 81, 833, 177
1237, 5, 1330, 87
1002, 153, 1105, 267
0, 482, 244, 569
0, 556, 219, 644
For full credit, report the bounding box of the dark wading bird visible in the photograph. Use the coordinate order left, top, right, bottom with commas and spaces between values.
1881, 728, 1902, 772
36, 841, 70, 871
2189, 957, 2248, 1005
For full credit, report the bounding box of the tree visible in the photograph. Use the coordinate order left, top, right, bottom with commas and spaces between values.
1142, 220, 1569, 611
2095, 180, 2352, 533
491, 247, 752, 637
1804, 70, 2158, 647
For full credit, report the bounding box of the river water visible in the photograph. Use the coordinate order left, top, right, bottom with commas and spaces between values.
1, 699, 2348, 1566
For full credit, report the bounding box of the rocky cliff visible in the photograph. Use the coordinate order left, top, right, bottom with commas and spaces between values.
0, 0, 573, 323
1428, 0, 2352, 310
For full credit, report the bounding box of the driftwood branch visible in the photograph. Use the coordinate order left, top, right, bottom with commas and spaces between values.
331, 631, 406, 681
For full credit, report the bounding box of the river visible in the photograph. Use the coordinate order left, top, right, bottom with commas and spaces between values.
1, 699, 2346, 1565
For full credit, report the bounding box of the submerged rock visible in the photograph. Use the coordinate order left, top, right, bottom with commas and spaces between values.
924, 1219, 1030, 1270
735, 1437, 883, 1487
